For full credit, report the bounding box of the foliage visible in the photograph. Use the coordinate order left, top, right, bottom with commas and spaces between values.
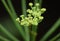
0, 0, 60, 41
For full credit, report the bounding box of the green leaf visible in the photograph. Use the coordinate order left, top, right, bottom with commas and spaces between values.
0, 24, 19, 41
0, 36, 10, 41
1, 0, 25, 39
40, 18, 60, 41
49, 33, 60, 41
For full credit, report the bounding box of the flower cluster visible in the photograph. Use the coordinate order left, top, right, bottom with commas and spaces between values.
16, 3, 46, 26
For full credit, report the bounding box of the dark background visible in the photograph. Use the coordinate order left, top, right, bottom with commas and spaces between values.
0, 0, 60, 41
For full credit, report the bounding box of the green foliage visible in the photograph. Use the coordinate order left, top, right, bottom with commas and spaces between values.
0, 0, 60, 41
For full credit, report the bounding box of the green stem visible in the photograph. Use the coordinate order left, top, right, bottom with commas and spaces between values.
39, 0, 42, 8
34, 0, 42, 8
7, 0, 17, 18
40, 18, 60, 41
24, 26, 30, 41
31, 25, 37, 41
1, 0, 25, 39
0, 24, 19, 41
34, 0, 39, 3
49, 33, 60, 41
21, 0, 27, 16
0, 36, 10, 41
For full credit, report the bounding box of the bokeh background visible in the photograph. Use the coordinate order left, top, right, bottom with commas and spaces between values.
0, 0, 60, 41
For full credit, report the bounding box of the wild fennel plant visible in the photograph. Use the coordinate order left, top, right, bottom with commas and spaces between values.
0, 0, 60, 41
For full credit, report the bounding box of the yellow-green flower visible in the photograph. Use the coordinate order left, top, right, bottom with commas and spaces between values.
29, 2, 33, 7
16, 3, 46, 26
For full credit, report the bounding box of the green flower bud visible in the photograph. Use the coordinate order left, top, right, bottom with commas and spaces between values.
27, 9, 30, 12
20, 22, 24, 25
29, 20, 33, 23
39, 16, 44, 20
29, 10, 33, 13
16, 18, 20, 22
41, 8, 46, 12
24, 21, 29, 26
25, 17, 29, 20
32, 7, 36, 10
35, 3, 39, 6
25, 22, 30, 26
32, 18, 38, 25
32, 21, 38, 25
27, 9, 32, 13
28, 14, 31, 16
29, 3, 33, 7
28, 17, 32, 20
20, 15, 24, 19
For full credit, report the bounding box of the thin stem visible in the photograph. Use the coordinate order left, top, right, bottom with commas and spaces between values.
21, 0, 27, 16
40, 18, 60, 41
0, 24, 19, 41
7, 0, 17, 18
0, 36, 10, 41
1, 0, 25, 39
34, 0, 42, 8
34, 0, 39, 3
32, 25, 37, 32
49, 33, 60, 41
24, 26, 30, 41
39, 0, 42, 8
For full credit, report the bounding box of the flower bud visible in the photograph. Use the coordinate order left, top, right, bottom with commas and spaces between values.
39, 16, 44, 20
41, 8, 46, 12
29, 2, 33, 7
35, 3, 39, 6
20, 15, 24, 19
27, 9, 32, 13
16, 18, 20, 22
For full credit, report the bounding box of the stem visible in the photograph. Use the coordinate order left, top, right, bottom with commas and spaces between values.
21, 0, 27, 16
31, 25, 37, 41
0, 36, 10, 41
39, 0, 42, 8
49, 33, 60, 41
1, 0, 25, 39
34, 0, 42, 8
40, 18, 60, 41
7, 0, 17, 18
0, 24, 19, 41
34, 0, 39, 3
24, 26, 30, 41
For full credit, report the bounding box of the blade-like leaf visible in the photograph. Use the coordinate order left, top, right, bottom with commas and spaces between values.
0, 24, 19, 41
49, 33, 60, 41
0, 36, 10, 41
40, 18, 60, 41
1, 0, 25, 39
